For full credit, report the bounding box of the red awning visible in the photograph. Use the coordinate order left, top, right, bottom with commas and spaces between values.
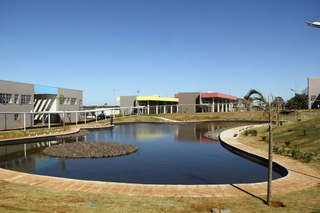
201, 93, 237, 100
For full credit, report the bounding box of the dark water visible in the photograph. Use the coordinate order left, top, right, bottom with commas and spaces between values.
0, 122, 282, 184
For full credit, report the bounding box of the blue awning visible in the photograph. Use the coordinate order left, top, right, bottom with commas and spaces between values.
34, 85, 58, 95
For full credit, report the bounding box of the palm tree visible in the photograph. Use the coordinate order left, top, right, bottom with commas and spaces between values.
244, 89, 280, 206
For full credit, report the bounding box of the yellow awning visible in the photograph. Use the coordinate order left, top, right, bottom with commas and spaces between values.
117, 96, 178, 102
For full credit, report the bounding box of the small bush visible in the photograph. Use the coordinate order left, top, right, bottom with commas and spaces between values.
304, 151, 313, 163
285, 141, 291, 147
244, 130, 250, 136
261, 136, 267, 141
303, 130, 307, 136
251, 129, 258, 136
291, 146, 302, 160
311, 150, 319, 156
273, 146, 280, 153
279, 146, 287, 155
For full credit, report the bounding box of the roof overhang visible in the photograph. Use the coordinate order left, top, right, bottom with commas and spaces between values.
201, 93, 237, 100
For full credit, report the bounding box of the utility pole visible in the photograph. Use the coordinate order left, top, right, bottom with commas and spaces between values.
113, 89, 116, 119
137, 88, 140, 116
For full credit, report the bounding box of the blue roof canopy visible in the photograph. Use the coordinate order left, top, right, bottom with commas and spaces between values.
34, 85, 58, 95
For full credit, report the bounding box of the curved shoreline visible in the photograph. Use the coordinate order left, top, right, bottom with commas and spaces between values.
0, 124, 318, 198
0, 124, 114, 144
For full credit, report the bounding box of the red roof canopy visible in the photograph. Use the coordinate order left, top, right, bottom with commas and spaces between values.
201, 93, 237, 100
174, 92, 237, 100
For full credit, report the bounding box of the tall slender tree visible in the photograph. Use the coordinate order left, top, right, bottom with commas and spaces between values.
244, 89, 280, 206
58, 93, 66, 130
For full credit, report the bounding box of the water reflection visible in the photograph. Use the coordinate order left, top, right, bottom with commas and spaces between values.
0, 141, 62, 173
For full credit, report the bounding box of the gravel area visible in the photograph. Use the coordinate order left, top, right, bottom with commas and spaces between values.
203, 128, 230, 141
43, 142, 138, 158
56, 129, 91, 139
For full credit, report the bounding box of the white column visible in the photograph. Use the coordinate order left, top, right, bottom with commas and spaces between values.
24, 144, 27, 158
212, 103, 215, 112
48, 113, 51, 129
147, 101, 150, 114
217, 103, 220, 112
170, 105, 173, 113
177, 104, 179, 113
164, 105, 166, 114
156, 105, 158, 114
23, 113, 26, 131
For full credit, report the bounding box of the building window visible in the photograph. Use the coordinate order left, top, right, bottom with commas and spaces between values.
59, 96, 64, 105
14, 94, 19, 104
14, 114, 19, 121
64, 97, 70, 105
71, 98, 77, 105
0, 93, 12, 104
21, 95, 31, 104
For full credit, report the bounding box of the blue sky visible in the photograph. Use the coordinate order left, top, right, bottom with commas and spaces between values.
0, 0, 319, 105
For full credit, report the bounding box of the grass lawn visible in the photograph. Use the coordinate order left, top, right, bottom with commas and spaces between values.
0, 179, 319, 213
238, 117, 320, 171
112, 111, 269, 124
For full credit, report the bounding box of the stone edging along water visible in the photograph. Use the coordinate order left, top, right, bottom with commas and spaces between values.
0, 124, 319, 198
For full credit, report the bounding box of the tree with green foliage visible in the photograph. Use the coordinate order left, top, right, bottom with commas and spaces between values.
244, 89, 280, 206
286, 94, 308, 109
58, 93, 66, 130
274, 96, 285, 109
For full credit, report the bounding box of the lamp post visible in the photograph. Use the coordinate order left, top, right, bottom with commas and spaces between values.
306, 15, 320, 28
136, 88, 140, 116
113, 89, 116, 119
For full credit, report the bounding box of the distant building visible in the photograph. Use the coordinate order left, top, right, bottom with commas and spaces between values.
307, 77, 320, 109
117, 92, 237, 115
175, 92, 237, 113
0, 80, 83, 130
118, 95, 178, 115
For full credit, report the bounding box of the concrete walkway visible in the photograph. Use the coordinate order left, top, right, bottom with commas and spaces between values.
154, 117, 179, 122
0, 124, 319, 198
